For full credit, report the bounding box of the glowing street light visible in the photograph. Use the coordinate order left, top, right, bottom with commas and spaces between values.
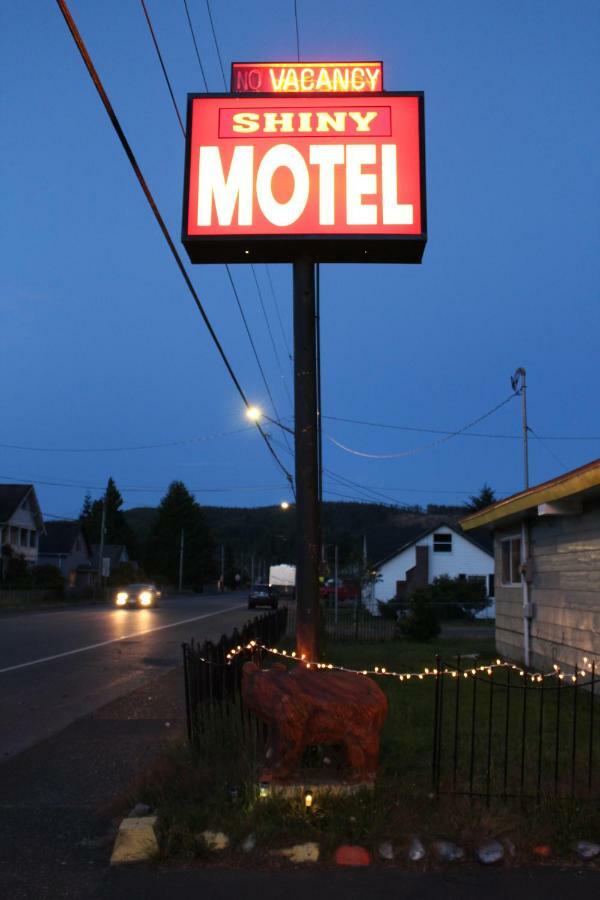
244, 405, 295, 436
246, 405, 262, 422
280, 501, 290, 510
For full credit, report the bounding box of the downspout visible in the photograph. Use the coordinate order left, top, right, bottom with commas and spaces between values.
520, 520, 532, 667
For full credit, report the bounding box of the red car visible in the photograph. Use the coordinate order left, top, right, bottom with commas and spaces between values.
319, 580, 358, 602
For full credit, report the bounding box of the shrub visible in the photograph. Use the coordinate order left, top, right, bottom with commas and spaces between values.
398, 589, 440, 641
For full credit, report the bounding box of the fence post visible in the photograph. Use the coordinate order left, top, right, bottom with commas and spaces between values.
432, 655, 441, 796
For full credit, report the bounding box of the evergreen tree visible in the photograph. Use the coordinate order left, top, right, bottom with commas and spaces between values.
465, 483, 497, 512
145, 481, 215, 587
80, 478, 136, 555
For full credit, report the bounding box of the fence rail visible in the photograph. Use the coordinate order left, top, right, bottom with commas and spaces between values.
182, 607, 288, 746
286, 602, 397, 641
432, 656, 599, 803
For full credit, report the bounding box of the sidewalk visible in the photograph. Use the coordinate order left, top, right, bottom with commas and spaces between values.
1, 659, 598, 900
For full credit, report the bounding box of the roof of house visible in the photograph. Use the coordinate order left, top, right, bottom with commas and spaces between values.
39, 520, 89, 557
0, 484, 44, 532
461, 457, 600, 531
372, 520, 493, 570
90, 544, 129, 567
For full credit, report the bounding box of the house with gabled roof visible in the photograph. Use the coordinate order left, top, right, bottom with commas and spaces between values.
38, 520, 94, 589
461, 457, 600, 673
0, 484, 45, 567
367, 520, 494, 610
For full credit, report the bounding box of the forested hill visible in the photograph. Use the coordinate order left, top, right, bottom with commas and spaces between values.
124, 501, 479, 570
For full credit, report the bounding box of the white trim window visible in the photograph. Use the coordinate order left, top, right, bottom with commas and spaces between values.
433, 532, 452, 553
501, 535, 521, 586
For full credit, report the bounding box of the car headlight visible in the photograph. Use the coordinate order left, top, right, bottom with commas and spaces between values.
139, 591, 152, 606
116, 592, 128, 606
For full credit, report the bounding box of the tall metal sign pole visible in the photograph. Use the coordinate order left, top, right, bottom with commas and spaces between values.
293, 257, 320, 660
182, 60, 427, 661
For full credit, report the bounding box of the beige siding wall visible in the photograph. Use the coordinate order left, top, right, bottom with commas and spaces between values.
494, 505, 600, 671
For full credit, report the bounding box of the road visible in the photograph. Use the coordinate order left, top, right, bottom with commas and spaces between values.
0, 592, 249, 760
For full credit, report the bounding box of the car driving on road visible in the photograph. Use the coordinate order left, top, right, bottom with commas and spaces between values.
248, 584, 278, 610
114, 583, 161, 608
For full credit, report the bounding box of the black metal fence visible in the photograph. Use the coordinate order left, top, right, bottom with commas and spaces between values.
182, 607, 288, 746
432, 656, 599, 803
286, 601, 397, 641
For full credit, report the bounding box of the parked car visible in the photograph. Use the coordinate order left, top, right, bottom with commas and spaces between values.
248, 583, 278, 610
319, 579, 358, 603
114, 583, 161, 608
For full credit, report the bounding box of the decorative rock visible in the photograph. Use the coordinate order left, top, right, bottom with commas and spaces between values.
110, 816, 159, 865
574, 841, 600, 861
408, 837, 426, 862
433, 840, 465, 862
408, 837, 426, 861
242, 661, 388, 781
334, 845, 372, 866
128, 802, 152, 818
378, 840, 394, 861
241, 834, 256, 853
275, 842, 320, 863
477, 840, 504, 865
201, 830, 229, 851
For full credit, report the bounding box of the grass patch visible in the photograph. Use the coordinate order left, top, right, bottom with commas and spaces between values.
127, 632, 600, 865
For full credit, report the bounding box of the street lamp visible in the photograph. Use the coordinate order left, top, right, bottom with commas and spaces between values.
280, 501, 290, 510
245, 405, 295, 436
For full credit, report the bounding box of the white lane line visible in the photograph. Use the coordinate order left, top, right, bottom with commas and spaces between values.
0, 605, 247, 676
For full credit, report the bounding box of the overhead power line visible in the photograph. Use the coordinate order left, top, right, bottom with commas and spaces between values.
54, 0, 293, 491
324, 414, 600, 441
0, 427, 252, 454
205, 0, 227, 88
182, 0, 208, 91
328, 392, 519, 460
293, 0, 301, 61
138, 0, 293, 462
0, 472, 288, 494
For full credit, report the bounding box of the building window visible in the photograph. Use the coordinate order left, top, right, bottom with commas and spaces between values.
29, 531, 36, 548
433, 533, 452, 553
501, 536, 521, 586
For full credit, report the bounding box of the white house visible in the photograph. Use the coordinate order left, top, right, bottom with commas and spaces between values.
367, 521, 494, 611
0, 484, 45, 567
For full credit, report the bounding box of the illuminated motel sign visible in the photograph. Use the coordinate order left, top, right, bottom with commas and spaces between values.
182, 63, 426, 264
231, 61, 384, 94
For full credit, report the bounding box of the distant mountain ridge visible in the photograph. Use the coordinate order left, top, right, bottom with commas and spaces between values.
123, 501, 486, 571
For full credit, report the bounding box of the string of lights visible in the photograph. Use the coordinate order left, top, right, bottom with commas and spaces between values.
196, 639, 599, 684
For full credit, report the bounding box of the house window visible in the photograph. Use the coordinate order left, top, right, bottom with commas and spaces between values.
21, 529, 29, 547
433, 533, 452, 553
501, 536, 521, 586
29, 531, 36, 548
10, 526, 19, 545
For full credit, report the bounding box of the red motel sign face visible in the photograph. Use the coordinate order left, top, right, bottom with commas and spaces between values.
182, 93, 426, 264
231, 61, 383, 94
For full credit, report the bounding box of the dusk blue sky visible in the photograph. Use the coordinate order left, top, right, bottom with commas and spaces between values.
2, 1, 599, 520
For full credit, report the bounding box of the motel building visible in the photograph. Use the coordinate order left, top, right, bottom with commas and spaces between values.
461, 458, 600, 674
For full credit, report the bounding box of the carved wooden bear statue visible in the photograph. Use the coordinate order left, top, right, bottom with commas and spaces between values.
242, 661, 388, 781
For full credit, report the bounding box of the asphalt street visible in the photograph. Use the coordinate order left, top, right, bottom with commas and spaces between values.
0, 592, 249, 759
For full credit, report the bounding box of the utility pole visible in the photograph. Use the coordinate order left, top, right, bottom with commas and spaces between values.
334, 545, 339, 626
511, 367, 529, 489
220, 544, 225, 592
293, 256, 320, 660
178, 529, 184, 592
250, 553, 255, 587
97, 493, 106, 589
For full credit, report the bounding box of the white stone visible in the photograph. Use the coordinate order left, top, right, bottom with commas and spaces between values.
110, 816, 159, 865
378, 840, 394, 860
433, 840, 465, 862
408, 837, 426, 861
575, 841, 600, 861
275, 842, 320, 863
477, 840, 504, 865
241, 834, 256, 853
201, 830, 229, 851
